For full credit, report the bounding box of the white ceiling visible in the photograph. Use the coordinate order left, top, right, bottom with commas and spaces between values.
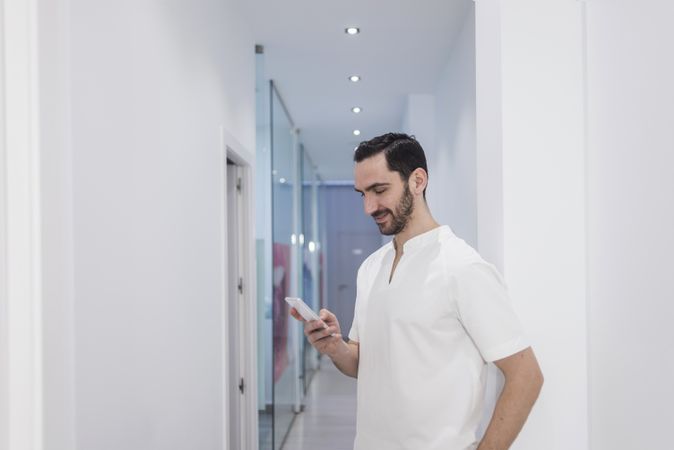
242, 0, 472, 180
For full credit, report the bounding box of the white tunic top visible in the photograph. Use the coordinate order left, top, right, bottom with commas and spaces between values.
348, 226, 528, 450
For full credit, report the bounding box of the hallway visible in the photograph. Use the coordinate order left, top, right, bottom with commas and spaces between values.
4, 1, 674, 449
281, 359, 358, 450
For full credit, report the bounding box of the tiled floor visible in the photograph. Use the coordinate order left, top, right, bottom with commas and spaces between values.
281, 358, 358, 450
259, 410, 273, 450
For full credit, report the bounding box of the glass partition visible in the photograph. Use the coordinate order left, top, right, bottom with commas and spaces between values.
254, 52, 272, 450
255, 73, 326, 449
270, 83, 300, 450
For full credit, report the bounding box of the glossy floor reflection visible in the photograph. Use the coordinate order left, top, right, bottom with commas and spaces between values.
281, 357, 357, 450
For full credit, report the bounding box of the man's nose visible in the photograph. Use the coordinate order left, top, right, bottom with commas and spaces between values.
363, 195, 377, 216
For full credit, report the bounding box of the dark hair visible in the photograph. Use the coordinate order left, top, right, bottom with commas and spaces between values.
354, 132, 428, 196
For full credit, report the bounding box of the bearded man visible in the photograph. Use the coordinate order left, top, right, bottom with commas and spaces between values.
290, 133, 543, 450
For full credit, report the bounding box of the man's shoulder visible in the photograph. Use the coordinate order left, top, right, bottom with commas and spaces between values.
437, 230, 487, 270
437, 232, 506, 286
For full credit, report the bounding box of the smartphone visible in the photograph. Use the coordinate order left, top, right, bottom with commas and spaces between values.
285, 297, 335, 337
285, 297, 322, 322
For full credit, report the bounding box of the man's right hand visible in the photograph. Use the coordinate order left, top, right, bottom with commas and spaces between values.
290, 307, 344, 358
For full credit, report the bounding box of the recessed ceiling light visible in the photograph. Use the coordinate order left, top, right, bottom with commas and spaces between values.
349, 75, 361, 83
353, 130, 361, 136
351, 106, 362, 114
279, 177, 287, 184
345, 27, 360, 35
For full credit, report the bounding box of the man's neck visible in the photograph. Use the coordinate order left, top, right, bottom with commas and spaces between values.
393, 209, 440, 253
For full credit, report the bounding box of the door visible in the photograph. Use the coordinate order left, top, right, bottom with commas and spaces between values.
227, 161, 246, 450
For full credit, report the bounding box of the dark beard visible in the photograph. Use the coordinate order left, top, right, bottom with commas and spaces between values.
374, 183, 415, 236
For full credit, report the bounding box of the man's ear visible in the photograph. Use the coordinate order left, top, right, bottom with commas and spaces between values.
410, 168, 428, 195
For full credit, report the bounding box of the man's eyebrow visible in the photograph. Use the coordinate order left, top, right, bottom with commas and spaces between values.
354, 182, 390, 194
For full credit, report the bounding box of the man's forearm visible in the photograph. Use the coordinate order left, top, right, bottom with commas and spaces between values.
477, 367, 543, 450
328, 340, 359, 378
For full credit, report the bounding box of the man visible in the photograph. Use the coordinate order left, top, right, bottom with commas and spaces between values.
290, 133, 543, 450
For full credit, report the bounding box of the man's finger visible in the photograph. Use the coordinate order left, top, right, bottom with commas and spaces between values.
289, 307, 305, 322
319, 309, 334, 322
305, 319, 327, 333
314, 326, 336, 340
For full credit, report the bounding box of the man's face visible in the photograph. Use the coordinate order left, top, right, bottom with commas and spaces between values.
354, 153, 415, 236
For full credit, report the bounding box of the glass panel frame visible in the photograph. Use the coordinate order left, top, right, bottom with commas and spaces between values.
270, 83, 299, 450
301, 147, 321, 392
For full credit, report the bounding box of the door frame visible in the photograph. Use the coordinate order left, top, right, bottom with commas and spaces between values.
221, 126, 258, 450
1, 0, 46, 448
1, 0, 45, 449
225, 161, 242, 449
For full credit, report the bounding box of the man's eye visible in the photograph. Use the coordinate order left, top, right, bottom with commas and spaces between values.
374, 189, 385, 195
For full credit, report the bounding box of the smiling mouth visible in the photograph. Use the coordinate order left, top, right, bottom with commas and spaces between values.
373, 212, 389, 223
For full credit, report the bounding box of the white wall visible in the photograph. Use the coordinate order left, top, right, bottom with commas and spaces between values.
475, 0, 674, 448
65, 1, 255, 449
432, 6, 477, 247
401, 4, 477, 248
476, 1, 588, 449
475, 0, 504, 272
401, 95, 435, 197
586, 1, 674, 448
0, 1, 8, 446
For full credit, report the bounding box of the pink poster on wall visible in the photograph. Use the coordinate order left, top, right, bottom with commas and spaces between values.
272, 242, 290, 382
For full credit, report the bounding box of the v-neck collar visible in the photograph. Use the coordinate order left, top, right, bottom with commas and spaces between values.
393, 225, 451, 254
386, 226, 453, 285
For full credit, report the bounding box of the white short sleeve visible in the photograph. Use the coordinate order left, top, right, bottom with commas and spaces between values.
348, 316, 359, 342
348, 264, 364, 342
452, 262, 528, 362
349, 254, 376, 343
